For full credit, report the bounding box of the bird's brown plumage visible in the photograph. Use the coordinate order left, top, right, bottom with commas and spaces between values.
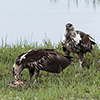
62, 23, 96, 69
12, 49, 73, 83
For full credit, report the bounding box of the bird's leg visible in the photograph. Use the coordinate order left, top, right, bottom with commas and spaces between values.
77, 52, 84, 70
34, 70, 40, 82
79, 59, 83, 70
27, 69, 34, 84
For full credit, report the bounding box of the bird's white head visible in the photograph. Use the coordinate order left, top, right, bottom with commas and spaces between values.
65, 23, 74, 31
12, 63, 23, 80
65, 23, 76, 38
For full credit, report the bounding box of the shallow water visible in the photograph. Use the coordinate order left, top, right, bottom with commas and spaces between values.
0, 0, 100, 46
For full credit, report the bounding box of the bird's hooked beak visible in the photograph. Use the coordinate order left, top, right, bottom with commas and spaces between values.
14, 75, 19, 80
66, 25, 69, 30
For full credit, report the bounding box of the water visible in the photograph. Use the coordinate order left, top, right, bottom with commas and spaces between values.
0, 0, 100, 46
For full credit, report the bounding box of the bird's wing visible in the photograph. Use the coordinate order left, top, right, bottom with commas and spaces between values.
76, 30, 96, 52
15, 49, 63, 65
76, 30, 95, 43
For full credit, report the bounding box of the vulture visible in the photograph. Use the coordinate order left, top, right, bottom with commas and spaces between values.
62, 23, 96, 69
12, 49, 73, 83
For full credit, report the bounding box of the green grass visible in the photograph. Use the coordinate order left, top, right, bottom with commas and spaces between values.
0, 38, 100, 100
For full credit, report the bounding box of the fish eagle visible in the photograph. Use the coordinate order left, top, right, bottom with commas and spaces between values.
62, 23, 96, 69
12, 49, 73, 83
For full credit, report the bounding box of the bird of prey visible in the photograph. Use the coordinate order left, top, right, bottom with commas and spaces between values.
62, 23, 96, 69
